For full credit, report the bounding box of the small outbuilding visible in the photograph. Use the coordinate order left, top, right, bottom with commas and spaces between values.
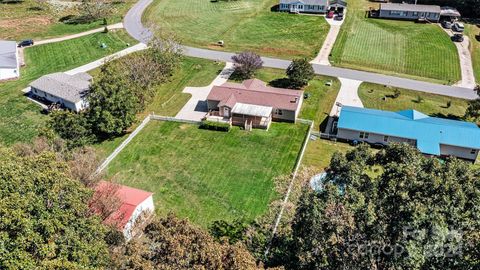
0, 40, 19, 81
29, 72, 92, 112
92, 181, 155, 240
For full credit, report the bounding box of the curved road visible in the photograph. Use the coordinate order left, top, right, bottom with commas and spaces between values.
124, 0, 477, 100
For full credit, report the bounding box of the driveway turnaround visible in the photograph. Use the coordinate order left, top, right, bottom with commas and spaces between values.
124, 0, 476, 99
175, 62, 234, 121
311, 10, 346, 65
330, 78, 363, 117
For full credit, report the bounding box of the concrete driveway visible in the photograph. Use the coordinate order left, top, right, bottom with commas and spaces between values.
440, 26, 476, 89
175, 62, 234, 121
311, 9, 346, 65
330, 77, 363, 117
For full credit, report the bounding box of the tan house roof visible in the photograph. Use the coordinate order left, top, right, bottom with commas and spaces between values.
207, 79, 303, 111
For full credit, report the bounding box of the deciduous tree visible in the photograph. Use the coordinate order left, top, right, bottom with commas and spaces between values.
0, 147, 110, 269
286, 58, 314, 89
290, 143, 480, 269
232, 51, 263, 79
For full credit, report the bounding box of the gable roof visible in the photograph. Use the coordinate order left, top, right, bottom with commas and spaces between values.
337, 106, 480, 155
380, 3, 441, 13
208, 79, 303, 111
279, 0, 328, 5
29, 72, 92, 103
93, 181, 153, 229
0, 40, 17, 69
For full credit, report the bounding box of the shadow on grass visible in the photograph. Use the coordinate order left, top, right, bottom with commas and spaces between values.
318, 115, 330, 133
430, 113, 463, 121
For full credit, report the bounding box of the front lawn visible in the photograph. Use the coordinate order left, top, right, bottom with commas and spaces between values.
105, 121, 308, 227
144, 0, 329, 59
0, 30, 136, 146
358, 82, 468, 119
0, 0, 135, 40
330, 0, 460, 84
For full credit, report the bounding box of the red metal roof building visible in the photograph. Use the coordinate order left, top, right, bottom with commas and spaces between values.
92, 181, 154, 240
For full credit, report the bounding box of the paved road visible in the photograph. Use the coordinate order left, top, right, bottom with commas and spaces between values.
124, 0, 477, 100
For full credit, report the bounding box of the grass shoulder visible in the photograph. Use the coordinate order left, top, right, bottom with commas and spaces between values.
358, 82, 468, 119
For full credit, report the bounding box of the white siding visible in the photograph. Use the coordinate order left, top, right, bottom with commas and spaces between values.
440, 144, 479, 161
31, 87, 88, 112
123, 196, 155, 240
0, 67, 19, 80
337, 128, 415, 146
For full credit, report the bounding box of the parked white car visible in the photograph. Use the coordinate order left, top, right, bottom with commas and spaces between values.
452, 22, 465, 32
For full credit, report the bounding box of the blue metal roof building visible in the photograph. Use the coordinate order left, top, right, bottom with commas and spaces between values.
337, 106, 480, 159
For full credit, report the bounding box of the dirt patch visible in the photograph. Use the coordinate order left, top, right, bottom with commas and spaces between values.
0, 16, 53, 38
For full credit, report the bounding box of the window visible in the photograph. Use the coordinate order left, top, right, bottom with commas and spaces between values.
298, 5, 303, 9
390, 11, 406, 16
359, 132, 369, 139
383, 136, 389, 142
412, 12, 418, 16
275, 109, 283, 115
470, 149, 477, 155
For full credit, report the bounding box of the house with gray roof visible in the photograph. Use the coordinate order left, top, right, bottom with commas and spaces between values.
378, 3, 441, 22
30, 72, 93, 112
0, 40, 19, 81
279, 0, 333, 14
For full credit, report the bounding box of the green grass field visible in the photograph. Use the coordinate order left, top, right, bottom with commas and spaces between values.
144, 0, 329, 59
465, 23, 480, 85
358, 82, 468, 119
105, 121, 308, 227
330, 0, 460, 84
0, 30, 136, 146
0, 0, 134, 40
234, 67, 340, 131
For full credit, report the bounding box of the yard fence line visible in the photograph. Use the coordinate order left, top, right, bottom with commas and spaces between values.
95, 114, 201, 175
265, 118, 314, 257
95, 115, 152, 174
150, 114, 201, 124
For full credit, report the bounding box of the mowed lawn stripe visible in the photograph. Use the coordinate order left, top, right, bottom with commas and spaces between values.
106, 121, 308, 227
330, 0, 460, 83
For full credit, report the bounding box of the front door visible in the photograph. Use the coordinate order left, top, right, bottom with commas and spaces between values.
223, 107, 230, 117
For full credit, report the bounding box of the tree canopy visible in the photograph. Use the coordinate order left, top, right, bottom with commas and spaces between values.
286, 58, 314, 89
110, 214, 259, 270
290, 144, 480, 269
0, 147, 109, 269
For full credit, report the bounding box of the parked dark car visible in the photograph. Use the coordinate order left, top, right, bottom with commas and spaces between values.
441, 21, 452, 29
451, 34, 464, 42
326, 11, 335, 18
334, 13, 344, 21
18, 39, 34, 47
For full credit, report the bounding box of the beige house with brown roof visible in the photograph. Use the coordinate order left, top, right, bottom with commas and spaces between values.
206, 79, 303, 130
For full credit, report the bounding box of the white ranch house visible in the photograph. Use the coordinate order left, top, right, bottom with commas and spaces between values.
279, 0, 330, 13
0, 41, 19, 81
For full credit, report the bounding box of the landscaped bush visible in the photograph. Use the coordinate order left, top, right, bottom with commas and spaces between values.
200, 120, 231, 132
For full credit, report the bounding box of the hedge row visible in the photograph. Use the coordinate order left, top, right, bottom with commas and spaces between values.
200, 120, 231, 132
